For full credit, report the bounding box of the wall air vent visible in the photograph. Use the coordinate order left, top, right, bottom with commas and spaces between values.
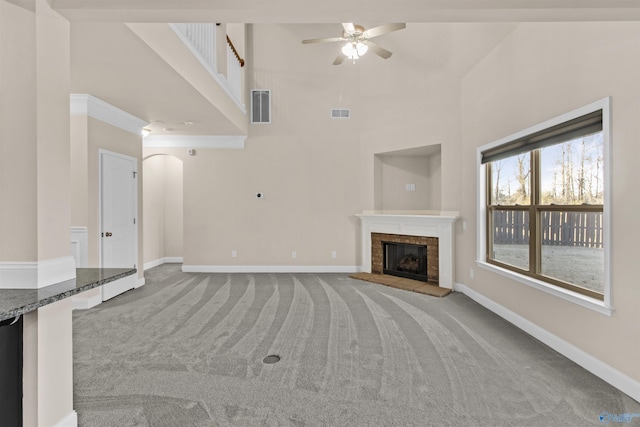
251, 90, 271, 124
331, 108, 350, 119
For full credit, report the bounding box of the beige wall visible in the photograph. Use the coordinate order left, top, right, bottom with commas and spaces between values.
0, 0, 37, 262
460, 22, 640, 383
145, 24, 464, 268
143, 155, 166, 263
164, 156, 183, 257
0, 0, 70, 263
376, 153, 441, 210
35, 0, 71, 261
70, 115, 89, 226
143, 154, 183, 264
2, 2, 75, 425
23, 300, 74, 427
358, 63, 462, 212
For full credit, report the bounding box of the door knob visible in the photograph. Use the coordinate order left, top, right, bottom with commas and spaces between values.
105, 232, 113, 237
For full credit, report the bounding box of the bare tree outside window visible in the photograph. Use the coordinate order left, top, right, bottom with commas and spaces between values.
540, 134, 603, 205
487, 132, 604, 298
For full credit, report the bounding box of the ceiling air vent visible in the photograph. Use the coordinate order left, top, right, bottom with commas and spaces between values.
331, 108, 350, 119
251, 90, 271, 124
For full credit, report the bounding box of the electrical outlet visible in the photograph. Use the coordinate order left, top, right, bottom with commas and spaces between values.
331, 251, 337, 259
232, 250, 237, 258
292, 251, 297, 259
470, 268, 474, 279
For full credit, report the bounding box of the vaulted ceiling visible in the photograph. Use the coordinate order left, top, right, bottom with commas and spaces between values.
60, 0, 640, 137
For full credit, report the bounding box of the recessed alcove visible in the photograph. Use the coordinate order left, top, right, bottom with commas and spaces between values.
374, 144, 441, 211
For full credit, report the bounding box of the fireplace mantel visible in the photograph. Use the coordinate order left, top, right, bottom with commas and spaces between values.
356, 211, 459, 289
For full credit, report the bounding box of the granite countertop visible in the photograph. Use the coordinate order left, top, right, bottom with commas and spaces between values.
0, 268, 136, 322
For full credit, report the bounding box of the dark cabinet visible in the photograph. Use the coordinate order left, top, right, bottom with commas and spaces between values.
0, 316, 23, 427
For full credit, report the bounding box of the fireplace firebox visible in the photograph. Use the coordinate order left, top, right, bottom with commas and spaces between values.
383, 242, 428, 282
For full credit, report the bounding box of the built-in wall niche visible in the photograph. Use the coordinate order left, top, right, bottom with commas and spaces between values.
374, 144, 441, 210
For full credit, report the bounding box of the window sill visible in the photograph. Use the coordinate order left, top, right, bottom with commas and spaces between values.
476, 261, 613, 316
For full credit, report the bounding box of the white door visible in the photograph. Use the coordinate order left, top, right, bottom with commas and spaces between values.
100, 150, 137, 300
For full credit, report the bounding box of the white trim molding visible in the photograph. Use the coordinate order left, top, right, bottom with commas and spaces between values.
54, 410, 78, 427
70, 94, 148, 136
477, 261, 613, 316
144, 257, 184, 271
454, 282, 640, 403
182, 265, 361, 274
102, 274, 137, 301
72, 292, 102, 310
0, 256, 76, 289
143, 135, 246, 149
356, 211, 459, 289
70, 226, 88, 268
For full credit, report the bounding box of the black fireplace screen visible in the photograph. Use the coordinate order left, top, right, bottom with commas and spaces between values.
383, 242, 428, 282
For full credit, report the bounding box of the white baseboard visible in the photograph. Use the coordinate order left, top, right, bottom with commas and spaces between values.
54, 410, 78, 427
72, 292, 102, 310
0, 256, 76, 289
102, 274, 136, 301
136, 277, 146, 288
182, 265, 361, 274
144, 257, 183, 271
454, 282, 640, 403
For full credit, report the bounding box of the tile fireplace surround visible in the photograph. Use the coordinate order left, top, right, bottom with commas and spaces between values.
356, 211, 459, 289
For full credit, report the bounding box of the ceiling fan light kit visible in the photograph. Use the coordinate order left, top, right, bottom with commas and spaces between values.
302, 22, 406, 65
341, 41, 368, 59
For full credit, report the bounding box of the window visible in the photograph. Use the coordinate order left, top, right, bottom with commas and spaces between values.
478, 98, 610, 310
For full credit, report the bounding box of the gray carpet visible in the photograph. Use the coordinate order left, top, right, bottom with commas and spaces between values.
73, 264, 640, 426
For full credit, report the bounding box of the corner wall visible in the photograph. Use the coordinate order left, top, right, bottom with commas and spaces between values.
459, 22, 640, 388
143, 154, 183, 266
146, 24, 465, 270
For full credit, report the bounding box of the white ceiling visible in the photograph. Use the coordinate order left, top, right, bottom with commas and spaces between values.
62, 1, 640, 137
54, 0, 640, 23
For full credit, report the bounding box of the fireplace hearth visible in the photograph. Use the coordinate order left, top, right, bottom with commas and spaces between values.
383, 242, 428, 282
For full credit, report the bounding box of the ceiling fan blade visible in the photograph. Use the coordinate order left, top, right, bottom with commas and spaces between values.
342, 23, 356, 33
363, 23, 406, 39
302, 36, 345, 44
366, 41, 393, 59
332, 54, 346, 65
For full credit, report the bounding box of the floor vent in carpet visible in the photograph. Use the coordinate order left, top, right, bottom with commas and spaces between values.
263, 355, 281, 364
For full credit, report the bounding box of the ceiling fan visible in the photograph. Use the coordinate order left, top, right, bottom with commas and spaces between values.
302, 22, 406, 65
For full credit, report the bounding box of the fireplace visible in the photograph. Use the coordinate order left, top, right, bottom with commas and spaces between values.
357, 211, 459, 289
371, 233, 439, 283
383, 242, 428, 281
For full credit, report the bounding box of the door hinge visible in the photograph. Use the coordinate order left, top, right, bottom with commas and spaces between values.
133, 218, 136, 224
133, 171, 137, 178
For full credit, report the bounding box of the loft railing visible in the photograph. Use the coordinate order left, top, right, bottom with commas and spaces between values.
227, 35, 245, 67
171, 23, 217, 73
170, 23, 245, 109
226, 36, 244, 103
